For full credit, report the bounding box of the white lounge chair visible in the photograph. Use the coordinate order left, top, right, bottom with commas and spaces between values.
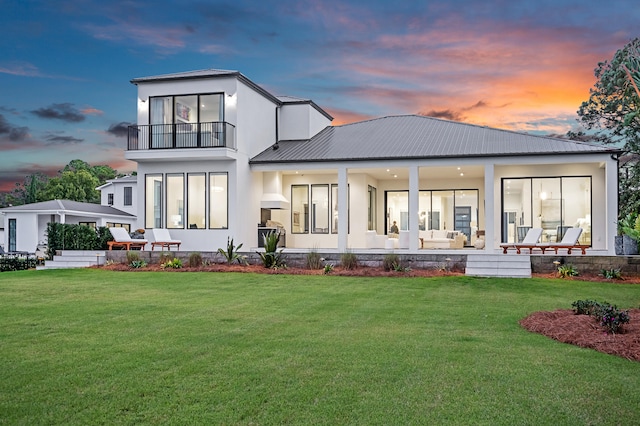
108, 227, 147, 251
537, 227, 587, 255
500, 228, 543, 254
151, 228, 181, 251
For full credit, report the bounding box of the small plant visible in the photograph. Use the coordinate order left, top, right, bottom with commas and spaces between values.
571, 299, 603, 316
557, 264, 578, 278
126, 251, 140, 264
571, 299, 630, 334
340, 251, 358, 270
129, 259, 147, 269
218, 237, 247, 265
601, 268, 622, 280
188, 252, 203, 268
598, 304, 630, 334
382, 253, 400, 271
257, 231, 286, 268
323, 263, 334, 274
306, 249, 323, 270
161, 258, 183, 269
104, 259, 115, 266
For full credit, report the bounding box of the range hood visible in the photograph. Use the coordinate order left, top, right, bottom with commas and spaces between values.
260, 171, 290, 210
260, 192, 290, 210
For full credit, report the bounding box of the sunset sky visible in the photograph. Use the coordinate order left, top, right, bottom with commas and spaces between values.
0, 0, 638, 192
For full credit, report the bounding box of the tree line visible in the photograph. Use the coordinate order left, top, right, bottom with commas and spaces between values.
0, 159, 132, 207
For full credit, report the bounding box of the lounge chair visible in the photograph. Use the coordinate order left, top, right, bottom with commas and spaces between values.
151, 228, 181, 251
500, 228, 543, 254
537, 227, 587, 255
107, 227, 147, 251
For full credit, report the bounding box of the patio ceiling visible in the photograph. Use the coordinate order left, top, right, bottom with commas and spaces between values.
280, 165, 485, 181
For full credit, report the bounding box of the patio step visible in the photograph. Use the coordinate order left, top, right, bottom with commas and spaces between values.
37, 250, 106, 270
465, 254, 531, 278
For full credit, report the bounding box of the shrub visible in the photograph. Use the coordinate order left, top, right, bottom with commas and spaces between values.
571, 299, 603, 316
161, 258, 183, 269
323, 263, 334, 274
557, 264, 578, 278
571, 299, 630, 334
188, 252, 203, 268
218, 237, 247, 265
598, 304, 630, 334
46, 223, 111, 258
340, 251, 358, 270
158, 253, 174, 265
126, 251, 140, 264
601, 268, 622, 280
306, 249, 323, 270
382, 253, 400, 271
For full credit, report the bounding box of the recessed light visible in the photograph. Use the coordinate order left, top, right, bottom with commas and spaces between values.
386, 169, 390, 172
460, 173, 464, 176
393, 174, 398, 178
457, 167, 461, 170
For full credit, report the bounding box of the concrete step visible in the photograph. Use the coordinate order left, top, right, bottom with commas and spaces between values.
58, 250, 106, 257
37, 250, 106, 270
465, 254, 532, 278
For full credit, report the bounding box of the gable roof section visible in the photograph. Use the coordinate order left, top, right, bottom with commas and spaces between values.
131, 69, 333, 121
0, 200, 134, 217
250, 115, 618, 164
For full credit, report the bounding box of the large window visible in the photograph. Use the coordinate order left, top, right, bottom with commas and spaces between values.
292, 184, 348, 234
145, 175, 163, 228
145, 172, 228, 230
188, 174, 206, 229
166, 174, 184, 229
387, 189, 479, 241
368, 185, 377, 231
311, 184, 329, 234
291, 185, 309, 234
502, 177, 591, 244
209, 173, 228, 229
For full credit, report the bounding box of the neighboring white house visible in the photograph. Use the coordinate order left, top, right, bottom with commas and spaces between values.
0, 200, 136, 253
124, 69, 620, 254
96, 175, 138, 216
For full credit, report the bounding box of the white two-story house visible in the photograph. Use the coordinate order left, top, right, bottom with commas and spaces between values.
126, 69, 620, 254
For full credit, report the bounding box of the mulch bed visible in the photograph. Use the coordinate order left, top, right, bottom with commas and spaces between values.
99, 263, 640, 362
520, 309, 640, 362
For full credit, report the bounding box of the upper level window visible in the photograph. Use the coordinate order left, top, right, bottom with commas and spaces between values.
107, 193, 114, 205
150, 94, 223, 126
124, 187, 132, 206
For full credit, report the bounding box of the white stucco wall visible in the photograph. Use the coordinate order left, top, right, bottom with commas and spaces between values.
279, 104, 331, 141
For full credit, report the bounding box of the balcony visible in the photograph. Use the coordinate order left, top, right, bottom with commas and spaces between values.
127, 122, 236, 151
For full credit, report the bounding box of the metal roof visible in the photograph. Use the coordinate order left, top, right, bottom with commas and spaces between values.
250, 115, 618, 164
0, 200, 134, 217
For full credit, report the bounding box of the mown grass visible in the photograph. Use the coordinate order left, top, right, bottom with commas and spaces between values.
1, 269, 639, 425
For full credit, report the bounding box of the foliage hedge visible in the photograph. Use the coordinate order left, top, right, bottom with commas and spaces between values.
46, 223, 112, 258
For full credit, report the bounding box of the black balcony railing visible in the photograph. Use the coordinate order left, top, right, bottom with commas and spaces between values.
127, 121, 236, 150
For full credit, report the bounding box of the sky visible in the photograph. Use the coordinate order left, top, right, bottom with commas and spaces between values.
0, 0, 638, 192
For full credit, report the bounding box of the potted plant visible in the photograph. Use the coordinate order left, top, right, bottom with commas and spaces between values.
618, 212, 639, 255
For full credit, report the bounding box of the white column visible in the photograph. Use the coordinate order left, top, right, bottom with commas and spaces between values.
58, 213, 66, 224
338, 167, 348, 251
605, 158, 618, 254
409, 165, 420, 251
484, 163, 495, 251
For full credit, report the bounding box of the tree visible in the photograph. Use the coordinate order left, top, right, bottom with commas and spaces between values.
0, 173, 48, 207
40, 169, 101, 203
577, 38, 640, 218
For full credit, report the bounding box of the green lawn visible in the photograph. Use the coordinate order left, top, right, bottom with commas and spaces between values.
1, 269, 639, 425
